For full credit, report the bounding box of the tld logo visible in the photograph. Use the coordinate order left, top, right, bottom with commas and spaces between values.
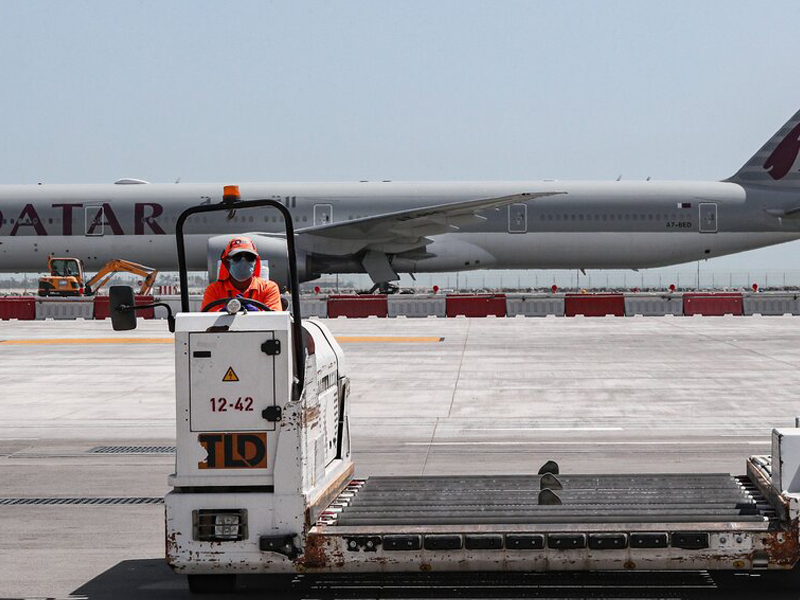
198, 432, 267, 469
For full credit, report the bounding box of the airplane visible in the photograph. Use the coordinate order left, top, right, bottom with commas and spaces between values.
1, 106, 800, 291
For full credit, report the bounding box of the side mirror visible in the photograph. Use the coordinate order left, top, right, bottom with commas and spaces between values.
109, 285, 137, 331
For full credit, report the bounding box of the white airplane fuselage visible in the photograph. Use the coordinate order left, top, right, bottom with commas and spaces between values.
0, 180, 798, 282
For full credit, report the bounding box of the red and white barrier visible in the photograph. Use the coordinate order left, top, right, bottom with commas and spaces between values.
446, 294, 506, 318
565, 294, 625, 317
20, 291, 800, 321
624, 294, 682, 317
93, 295, 156, 320
506, 294, 564, 317
0, 297, 36, 320
388, 295, 447, 318
328, 295, 388, 318
35, 297, 94, 320
683, 293, 743, 316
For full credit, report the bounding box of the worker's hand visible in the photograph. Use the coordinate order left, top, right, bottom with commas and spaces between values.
236, 294, 266, 312
201, 297, 273, 313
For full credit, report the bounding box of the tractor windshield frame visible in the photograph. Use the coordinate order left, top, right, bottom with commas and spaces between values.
175, 199, 305, 394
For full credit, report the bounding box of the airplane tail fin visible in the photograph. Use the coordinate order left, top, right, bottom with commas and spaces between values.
727, 107, 800, 187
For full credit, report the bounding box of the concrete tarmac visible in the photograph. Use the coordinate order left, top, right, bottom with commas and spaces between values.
2, 315, 800, 598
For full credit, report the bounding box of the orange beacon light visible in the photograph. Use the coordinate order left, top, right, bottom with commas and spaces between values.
223, 185, 241, 203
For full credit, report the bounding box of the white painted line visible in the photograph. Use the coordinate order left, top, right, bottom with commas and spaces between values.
450, 427, 624, 432
406, 441, 770, 446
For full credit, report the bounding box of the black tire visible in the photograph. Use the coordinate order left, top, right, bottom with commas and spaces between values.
187, 574, 237, 594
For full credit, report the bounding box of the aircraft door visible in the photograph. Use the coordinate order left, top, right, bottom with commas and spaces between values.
699, 203, 717, 233
508, 203, 527, 233
85, 205, 104, 236
313, 203, 333, 226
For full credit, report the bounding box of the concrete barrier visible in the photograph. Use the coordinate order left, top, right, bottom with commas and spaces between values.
328, 295, 388, 318
388, 295, 446, 318
565, 294, 625, 317
743, 293, 800, 316
300, 296, 329, 318
446, 294, 506, 317
506, 294, 565, 317
35, 298, 94, 320
624, 294, 682, 316
285, 296, 329, 318
683, 293, 743, 316
153, 295, 204, 319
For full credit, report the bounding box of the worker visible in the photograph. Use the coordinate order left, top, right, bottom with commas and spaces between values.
202, 236, 282, 312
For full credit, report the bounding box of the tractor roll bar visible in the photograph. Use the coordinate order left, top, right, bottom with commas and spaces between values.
175, 199, 305, 395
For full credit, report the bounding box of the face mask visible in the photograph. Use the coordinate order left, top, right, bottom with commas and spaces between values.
228, 257, 256, 282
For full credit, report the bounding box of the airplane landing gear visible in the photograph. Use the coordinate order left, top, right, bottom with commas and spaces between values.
366, 282, 400, 294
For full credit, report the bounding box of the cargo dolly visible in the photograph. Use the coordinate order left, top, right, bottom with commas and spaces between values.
108, 192, 800, 594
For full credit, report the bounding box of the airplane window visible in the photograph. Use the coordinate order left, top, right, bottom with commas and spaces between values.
570, 215, 576, 221
249, 216, 253, 223
302, 215, 308, 222
540, 214, 545, 220
579, 215, 584, 221
648, 214, 653, 220
602, 214, 607, 221
632, 214, 638, 220
640, 214, 645, 220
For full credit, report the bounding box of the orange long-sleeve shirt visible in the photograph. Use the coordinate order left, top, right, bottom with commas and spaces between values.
201, 277, 282, 312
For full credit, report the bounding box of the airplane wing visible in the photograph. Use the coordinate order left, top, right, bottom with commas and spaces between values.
766, 206, 800, 218
296, 191, 565, 255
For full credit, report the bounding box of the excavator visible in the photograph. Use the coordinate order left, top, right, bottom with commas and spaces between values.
37, 256, 158, 297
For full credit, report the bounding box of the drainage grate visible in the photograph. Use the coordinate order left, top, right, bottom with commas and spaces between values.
0, 496, 163, 506
89, 445, 176, 454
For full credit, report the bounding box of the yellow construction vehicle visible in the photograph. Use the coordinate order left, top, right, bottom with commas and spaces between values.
38, 257, 85, 296
38, 256, 158, 297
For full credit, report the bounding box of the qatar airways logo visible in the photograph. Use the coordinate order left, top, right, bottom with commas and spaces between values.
0, 202, 165, 236
764, 121, 800, 180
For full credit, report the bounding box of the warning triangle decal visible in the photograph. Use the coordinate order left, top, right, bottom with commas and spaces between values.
222, 367, 239, 382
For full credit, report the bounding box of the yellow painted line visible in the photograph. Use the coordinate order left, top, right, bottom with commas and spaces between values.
0, 336, 444, 346
0, 338, 173, 345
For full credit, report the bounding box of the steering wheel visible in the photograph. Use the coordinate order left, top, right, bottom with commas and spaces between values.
201, 297, 273, 313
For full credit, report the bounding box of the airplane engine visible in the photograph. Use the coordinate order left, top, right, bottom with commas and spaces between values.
206, 233, 313, 289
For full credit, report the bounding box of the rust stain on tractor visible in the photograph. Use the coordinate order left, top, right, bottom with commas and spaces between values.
165, 531, 179, 568
765, 521, 800, 567
299, 533, 344, 570
303, 405, 321, 425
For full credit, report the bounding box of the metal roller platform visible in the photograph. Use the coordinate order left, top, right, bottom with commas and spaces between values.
319, 473, 773, 530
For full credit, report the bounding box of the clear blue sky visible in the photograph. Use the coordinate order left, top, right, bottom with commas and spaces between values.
2, 1, 800, 280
